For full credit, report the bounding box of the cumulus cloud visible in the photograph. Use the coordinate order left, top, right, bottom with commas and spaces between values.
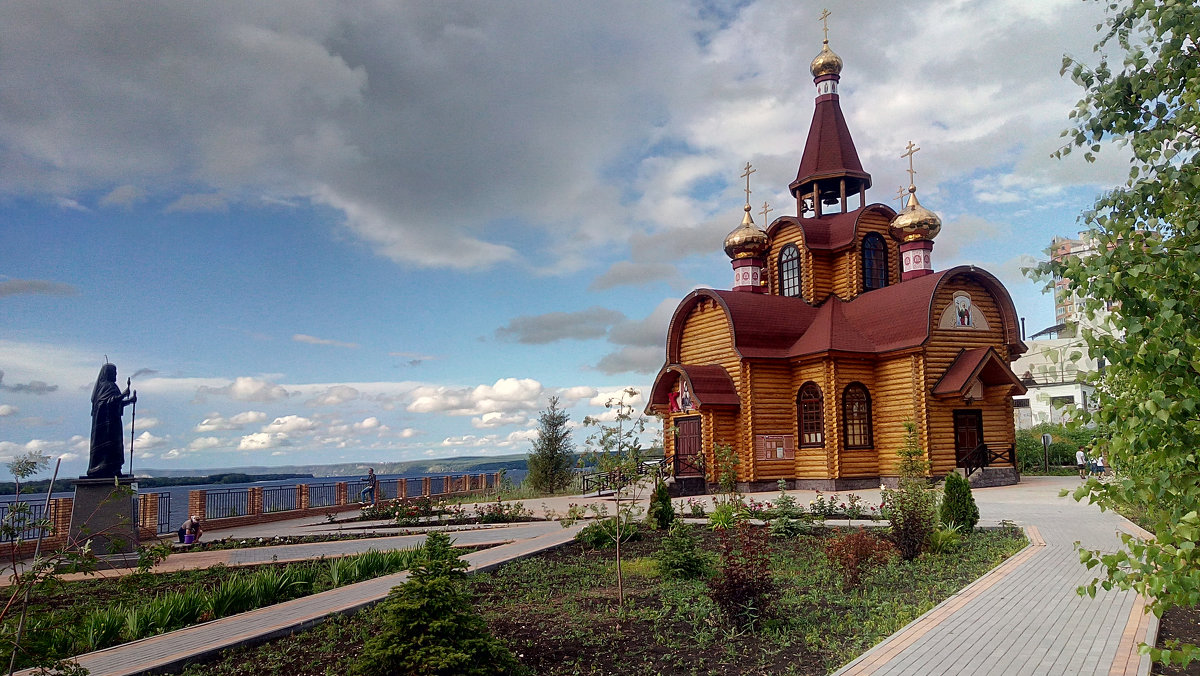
306, 385, 360, 406
293, 334, 360, 349
494, 307, 625, 344
127, 416, 159, 431
188, 436, 223, 451
555, 386, 598, 405
0, 404, 16, 416
399, 427, 419, 438
594, 346, 664, 376
197, 377, 290, 402
0, 370, 58, 395
132, 431, 168, 450
407, 377, 542, 417
589, 388, 644, 408
261, 415, 317, 434
591, 297, 675, 374
99, 184, 145, 208
194, 410, 267, 432
471, 411, 529, 429
0, 279, 78, 298
238, 432, 288, 451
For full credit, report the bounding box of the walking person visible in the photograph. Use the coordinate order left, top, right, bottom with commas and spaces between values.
359, 468, 379, 505
1076, 446, 1088, 480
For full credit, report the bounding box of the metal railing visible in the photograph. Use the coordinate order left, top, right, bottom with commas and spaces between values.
582, 458, 667, 495
205, 488, 249, 519
0, 499, 56, 542
153, 492, 172, 534
308, 482, 339, 508
262, 485, 297, 513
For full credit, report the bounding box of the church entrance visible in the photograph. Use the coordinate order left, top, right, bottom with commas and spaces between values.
674, 416, 703, 477
953, 410, 984, 467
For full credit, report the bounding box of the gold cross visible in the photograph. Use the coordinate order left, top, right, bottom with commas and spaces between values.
760, 201, 773, 224
741, 162, 756, 205
819, 9, 831, 42
901, 141, 921, 186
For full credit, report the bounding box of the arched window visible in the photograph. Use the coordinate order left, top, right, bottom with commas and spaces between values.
862, 233, 888, 291
779, 244, 801, 298
798, 382, 824, 447
843, 383, 873, 448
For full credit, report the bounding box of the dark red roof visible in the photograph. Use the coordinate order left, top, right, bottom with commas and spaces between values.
647, 364, 739, 410
790, 95, 871, 197
766, 205, 896, 252
932, 347, 1028, 397
663, 266, 1025, 364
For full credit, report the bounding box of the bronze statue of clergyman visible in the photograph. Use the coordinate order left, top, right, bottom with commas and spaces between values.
87, 363, 136, 478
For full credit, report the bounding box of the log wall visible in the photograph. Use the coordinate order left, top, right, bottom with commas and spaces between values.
832, 359, 878, 477
871, 352, 925, 475
925, 274, 1017, 474
745, 361, 796, 481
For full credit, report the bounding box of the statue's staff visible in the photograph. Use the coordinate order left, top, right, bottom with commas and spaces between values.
128, 377, 136, 477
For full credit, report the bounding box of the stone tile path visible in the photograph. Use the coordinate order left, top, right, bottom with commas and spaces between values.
834, 476, 1155, 676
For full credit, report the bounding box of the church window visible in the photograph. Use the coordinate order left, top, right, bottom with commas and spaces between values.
842, 383, 873, 448
862, 234, 888, 291
779, 244, 801, 298
798, 382, 824, 447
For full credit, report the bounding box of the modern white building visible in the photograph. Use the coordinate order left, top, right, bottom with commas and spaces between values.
1010, 337, 1100, 429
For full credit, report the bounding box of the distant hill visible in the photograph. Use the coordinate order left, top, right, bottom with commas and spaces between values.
135, 454, 535, 479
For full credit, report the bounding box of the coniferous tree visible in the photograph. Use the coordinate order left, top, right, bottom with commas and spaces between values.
526, 396, 575, 493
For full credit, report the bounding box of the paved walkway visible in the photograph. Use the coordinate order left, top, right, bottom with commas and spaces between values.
834, 475, 1155, 676
21, 476, 1158, 675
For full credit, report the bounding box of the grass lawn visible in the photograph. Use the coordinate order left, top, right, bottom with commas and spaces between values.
182, 523, 1027, 675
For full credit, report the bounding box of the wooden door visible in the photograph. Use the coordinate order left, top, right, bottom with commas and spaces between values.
953, 410, 983, 466
674, 416, 702, 477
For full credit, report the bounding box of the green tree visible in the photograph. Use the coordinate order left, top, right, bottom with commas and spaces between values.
525, 396, 576, 494
582, 387, 647, 614
939, 472, 979, 532
351, 532, 520, 676
881, 421, 938, 561
1043, 0, 1200, 667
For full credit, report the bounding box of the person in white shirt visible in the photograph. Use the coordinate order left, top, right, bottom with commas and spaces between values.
1076, 447, 1087, 480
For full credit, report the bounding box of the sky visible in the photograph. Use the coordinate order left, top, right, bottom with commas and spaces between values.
0, 0, 1132, 477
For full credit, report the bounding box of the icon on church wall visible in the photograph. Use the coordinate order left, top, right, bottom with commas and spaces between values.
679, 381, 693, 411
938, 291, 990, 330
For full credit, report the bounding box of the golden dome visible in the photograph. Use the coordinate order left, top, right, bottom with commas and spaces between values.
889, 187, 942, 242
810, 40, 843, 78
724, 205, 769, 259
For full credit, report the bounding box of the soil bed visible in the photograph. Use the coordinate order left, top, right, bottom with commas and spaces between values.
1152, 604, 1200, 676
185, 524, 1026, 675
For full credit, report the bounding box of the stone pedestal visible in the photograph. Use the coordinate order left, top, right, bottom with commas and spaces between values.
69, 477, 139, 559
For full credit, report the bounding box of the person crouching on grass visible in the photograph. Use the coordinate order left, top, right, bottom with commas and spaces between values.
177, 515, 203, 543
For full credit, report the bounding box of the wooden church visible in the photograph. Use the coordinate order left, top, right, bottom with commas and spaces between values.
645, 23, 1027, 492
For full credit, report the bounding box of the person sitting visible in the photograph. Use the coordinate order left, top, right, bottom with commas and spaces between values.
177, 516, 204, 544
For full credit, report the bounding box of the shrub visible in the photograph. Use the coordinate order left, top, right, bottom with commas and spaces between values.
939, 472, 980, 531
882, 421, 939, 560
351, 530, 519, 676
825, 528, 895, 588
653, 523, 713, 580
477, 499, 533, 524
646, 480, 676, 530
575, 517, 641, 549
714, 443, 740, 495
768, 516, 809, 539
928, 523, 963, 554
707, 501, 740, 530
707, 523, 773, 628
